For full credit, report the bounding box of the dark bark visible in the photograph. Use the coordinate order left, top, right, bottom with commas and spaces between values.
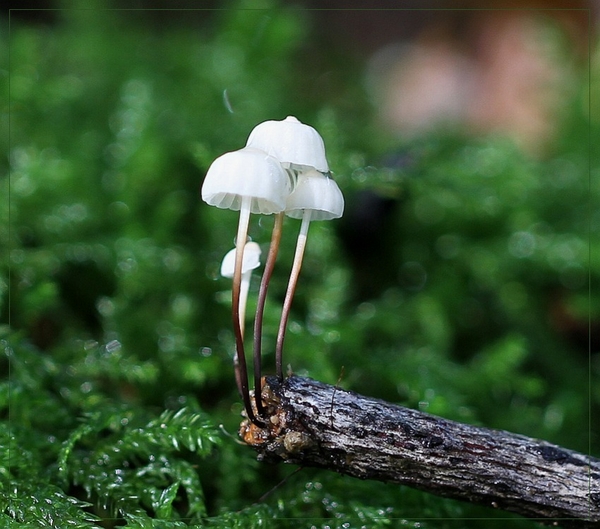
240, 375, 600, 528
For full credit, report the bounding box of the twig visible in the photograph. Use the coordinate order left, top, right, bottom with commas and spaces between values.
241, 376, 600, 528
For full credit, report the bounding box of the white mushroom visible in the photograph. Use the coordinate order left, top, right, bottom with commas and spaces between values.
220, 241, 261, 338
285, 170, 345, 221
275, 170, 344, 379
246, 115, 329, 173
202, 118, 343, 421
202, 146, 292, 215
202, 146, 291, 425
246, 117, 334, 383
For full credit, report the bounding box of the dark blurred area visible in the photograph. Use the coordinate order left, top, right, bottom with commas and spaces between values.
295, 1, 591, 155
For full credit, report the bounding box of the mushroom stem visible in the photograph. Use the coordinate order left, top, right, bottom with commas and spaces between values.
232, 196, 263, 426
238, 271, 251, 339
253, 211, 284, 416
275, 209, 312, 380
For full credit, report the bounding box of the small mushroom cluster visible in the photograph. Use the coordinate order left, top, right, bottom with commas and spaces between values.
201, 116, 344, 426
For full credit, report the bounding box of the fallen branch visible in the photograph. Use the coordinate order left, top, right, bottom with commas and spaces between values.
240, 376, 600, 528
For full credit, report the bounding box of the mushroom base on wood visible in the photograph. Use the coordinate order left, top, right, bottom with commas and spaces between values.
241, 376, 600, 528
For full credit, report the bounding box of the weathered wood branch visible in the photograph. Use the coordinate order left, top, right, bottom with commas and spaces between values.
240, 376, 600, 528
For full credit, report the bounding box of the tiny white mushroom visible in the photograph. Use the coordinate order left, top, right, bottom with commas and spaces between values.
285, 170, 345, 221
246, 117, 332, 384
246, 115, 329, 173
202, 146, 292, 426
220, 241, 261, 339
202, 146, 292, 215
276, 170, 344, 379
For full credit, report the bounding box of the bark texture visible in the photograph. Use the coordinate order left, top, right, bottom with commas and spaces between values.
240, 376, 600, 528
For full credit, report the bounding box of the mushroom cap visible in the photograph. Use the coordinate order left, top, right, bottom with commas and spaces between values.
220, 241, 262, 278
246, 116, 329, 173
285, 170, 344, 220
201, 147, 293, 215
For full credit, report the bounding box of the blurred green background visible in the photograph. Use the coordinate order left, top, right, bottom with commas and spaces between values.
1, 1, 598, 527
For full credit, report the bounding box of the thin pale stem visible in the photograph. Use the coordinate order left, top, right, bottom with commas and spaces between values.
238, 272, 251, 339
253, 212, 284, 416
232, 196, 263, 426
276, 210, 312, 380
